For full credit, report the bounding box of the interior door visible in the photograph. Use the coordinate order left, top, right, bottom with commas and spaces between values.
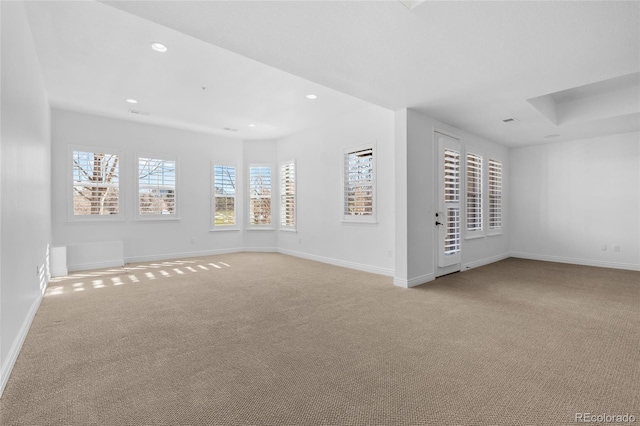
435, 132, 462, 277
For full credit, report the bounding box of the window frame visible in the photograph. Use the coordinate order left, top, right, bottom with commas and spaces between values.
247, 163, 274, 230
279, 159, 297, 232
342, 142, 377, 224
465, 148, 484, 239
135, 153, 179, 221
487, 158, 504, 236
68, 145, 124, 222
211, 162, 239, 231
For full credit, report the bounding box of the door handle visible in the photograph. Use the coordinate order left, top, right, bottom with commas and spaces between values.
435, 221, 443, 226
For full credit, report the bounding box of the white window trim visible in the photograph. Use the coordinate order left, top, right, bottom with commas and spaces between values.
342, 142, 377, 224
279, 159, 297, 232
247, 163, 274, 229
135, 153, 179, 221
487, 156, 504, 236
464, 147, 484, 240
68, 145, 124, 222
211, 162, 239, 231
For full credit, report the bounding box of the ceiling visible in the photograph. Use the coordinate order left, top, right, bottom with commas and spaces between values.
24, 1, 640, 147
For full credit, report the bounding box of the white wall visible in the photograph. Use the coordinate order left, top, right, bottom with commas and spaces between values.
394, 109, 509, 287
277, 105, 396, 276
510, 132, 640, 270
0, 1, 52, 394
51, 109, 248, 268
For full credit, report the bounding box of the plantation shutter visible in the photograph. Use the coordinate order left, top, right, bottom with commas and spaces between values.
138, 158, 176, 215
280, 162, 295, 227
489, 159, 502, 229
72, 151, 120, 216
444, 149, 461, 256
249, 166, 272, 225
213, 165, 236, 226
466, 153, 482, 232
344, 147, 374, 217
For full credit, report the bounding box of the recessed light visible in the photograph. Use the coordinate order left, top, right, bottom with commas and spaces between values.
151, 42, 167, 53
126, 99, 138, 104
248, 123, 256, 128
305, 94, 318, 100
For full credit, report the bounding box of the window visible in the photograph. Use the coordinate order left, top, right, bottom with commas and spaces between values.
488, 159, 503, 231
444, 148, 461, 256
343, 145, 375, 221
280, 161, 296, 229
466, 152, 483, 234
72, 150, 120, 217
138, 156, 177, 217
212, 164, 236, 228
249, 166, 272, 226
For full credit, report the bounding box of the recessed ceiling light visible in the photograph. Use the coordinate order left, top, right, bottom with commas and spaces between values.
248, 123, 256, 128
305, 94, 318, 100
126, 99, 138, 104
151, 42, 167, 53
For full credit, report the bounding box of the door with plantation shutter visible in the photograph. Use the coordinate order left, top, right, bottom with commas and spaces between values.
436, 132, 462, 277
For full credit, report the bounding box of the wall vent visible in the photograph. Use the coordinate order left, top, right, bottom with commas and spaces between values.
128, 109, 150, 116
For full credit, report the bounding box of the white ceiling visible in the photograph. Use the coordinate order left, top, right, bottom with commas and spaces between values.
25, 1, 640, 147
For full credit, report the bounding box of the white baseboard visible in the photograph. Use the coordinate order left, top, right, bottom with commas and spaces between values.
0, 292, 43, 398
278, 248, 394, 277
509, 252, 640, 272
124, 247, 246, 265
393, 273, 435, 288
243, 247, 278, 253
462, 252, 510, 271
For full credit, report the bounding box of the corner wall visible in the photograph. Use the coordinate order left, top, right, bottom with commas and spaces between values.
1, 1, 52, 395
510, 132, 640, 270
394, 109, 509, 287
276, 105, 396, 276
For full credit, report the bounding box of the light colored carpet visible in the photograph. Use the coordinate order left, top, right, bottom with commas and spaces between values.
1, 253, 638, 425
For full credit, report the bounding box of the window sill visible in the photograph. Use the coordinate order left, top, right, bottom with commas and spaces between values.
487, 231, 504, 237
210, 227, 240, 233
464, 233, 485, 241
68, 216, 125, 223
246, 227, 276, 231
280, 228, 297, 233
135, 217, 180, 222
341, 220, 378, 226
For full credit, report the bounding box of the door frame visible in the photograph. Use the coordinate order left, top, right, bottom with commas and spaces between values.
434, 129, 462, 278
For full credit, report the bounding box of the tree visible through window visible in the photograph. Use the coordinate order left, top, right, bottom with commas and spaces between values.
138, 157, 176, 216
213, 165, 236, 226
72, 150, 119, 216
249, 166, 271, 225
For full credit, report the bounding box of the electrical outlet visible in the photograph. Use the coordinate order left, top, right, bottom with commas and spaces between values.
190, 238, 195, 244
614, 245, 620, 252
601, 245, 607, 251
387, 250, 393, 257
298, 238, 302, 244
